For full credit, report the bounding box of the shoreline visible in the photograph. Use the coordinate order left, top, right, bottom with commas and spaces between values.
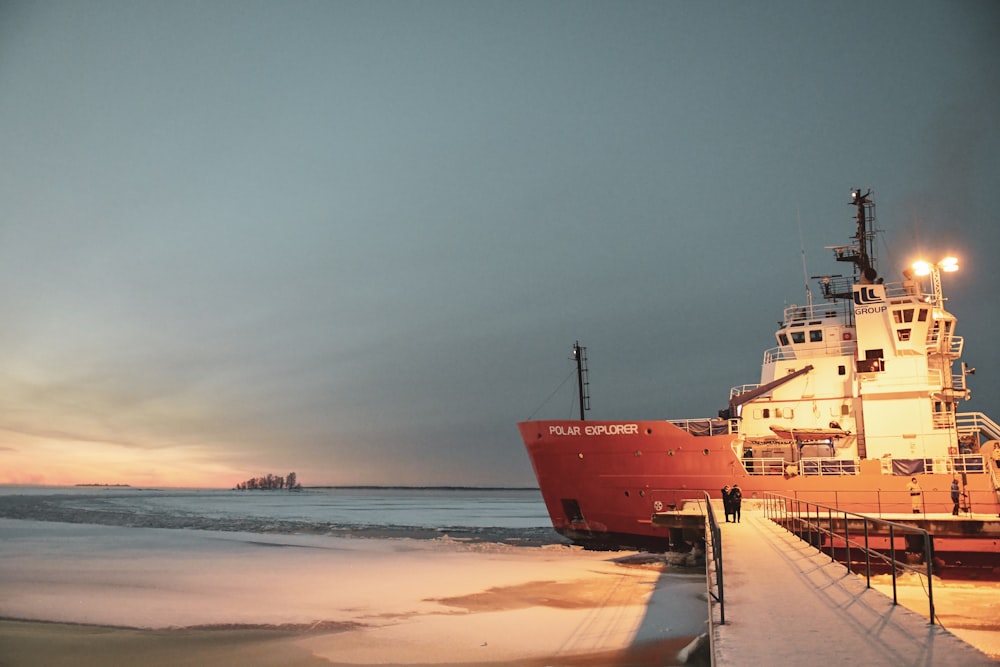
0, 619, 342, 667
0, 519, 709, 665
0, 618, 701, 667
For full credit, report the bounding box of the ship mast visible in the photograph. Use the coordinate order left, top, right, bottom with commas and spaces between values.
572, 341, 590, 421
838, 188, 878, 283
819, 189, 879, 303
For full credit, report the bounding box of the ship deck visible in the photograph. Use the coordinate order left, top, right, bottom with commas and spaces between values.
708, 510, 995, 665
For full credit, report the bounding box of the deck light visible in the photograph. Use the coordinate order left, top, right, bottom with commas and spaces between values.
911, 257, 960, 308
939, 256, 959, 272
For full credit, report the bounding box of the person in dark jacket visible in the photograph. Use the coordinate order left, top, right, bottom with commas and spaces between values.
721, 486, 732, 522
730, 484, 743, 523
951, 478, 961, 516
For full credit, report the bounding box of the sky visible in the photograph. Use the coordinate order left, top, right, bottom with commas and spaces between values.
1, 1, 998, 488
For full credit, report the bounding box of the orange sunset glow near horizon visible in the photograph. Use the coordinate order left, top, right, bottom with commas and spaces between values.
0, 433, 246, 489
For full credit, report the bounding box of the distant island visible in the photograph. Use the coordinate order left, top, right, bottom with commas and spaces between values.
234, 472, 302, 491
75, 483, 132, 487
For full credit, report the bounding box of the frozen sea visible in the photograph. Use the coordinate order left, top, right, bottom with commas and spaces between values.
0, 486, 565, 546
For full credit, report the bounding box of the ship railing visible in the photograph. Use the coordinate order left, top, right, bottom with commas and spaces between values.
878, 455, 985, 476
882, 281, 921, 299
810, 278, 916, 303
763, 347, 796, 363
952, 455, 986, 474
925, 333, 964, 357
743, 457, 786, 476
762, 340, 856, 365
781, 301, 852, 323
835, 340, 857, 356
950, 370, 968, 393
667, 418, 737, 436
744, 457, 861, 476
799, 458, 860, 476
766, 487, 996, 519
762, 492, 935, 625
729, 383, 759, 398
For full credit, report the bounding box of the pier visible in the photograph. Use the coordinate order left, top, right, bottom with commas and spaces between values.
706, 509, 995, 666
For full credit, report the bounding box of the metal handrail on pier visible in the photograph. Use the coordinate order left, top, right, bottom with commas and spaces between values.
762, 492, 936, 624
700, 491, 725, 625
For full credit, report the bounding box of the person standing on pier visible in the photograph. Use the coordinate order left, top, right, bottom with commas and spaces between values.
951, 478, 961, 516
721, 486, 733, 522
730, 484, 743, 523
907, 477, 922, 514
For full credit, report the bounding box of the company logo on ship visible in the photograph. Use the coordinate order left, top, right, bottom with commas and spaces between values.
549, 423, 640, 436
853, 285, 887, 315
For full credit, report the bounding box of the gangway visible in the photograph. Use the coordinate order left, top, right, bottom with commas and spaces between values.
957, 411, 1000, 443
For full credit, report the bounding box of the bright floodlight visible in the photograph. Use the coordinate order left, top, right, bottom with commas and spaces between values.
911, 257, 959, 276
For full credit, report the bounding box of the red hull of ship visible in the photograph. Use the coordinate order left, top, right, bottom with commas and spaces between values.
520, 419, 1000, 563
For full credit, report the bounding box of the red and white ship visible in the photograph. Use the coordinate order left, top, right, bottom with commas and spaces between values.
519, 190, 1000, 565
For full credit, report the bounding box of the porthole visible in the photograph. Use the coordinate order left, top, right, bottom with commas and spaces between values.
668, 450, 675, 456
703, 448, 710, 456
634, 450, 642, 457
578, 453, 584, 459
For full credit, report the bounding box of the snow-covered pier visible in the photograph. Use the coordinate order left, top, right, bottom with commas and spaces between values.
708, 510, 995, 666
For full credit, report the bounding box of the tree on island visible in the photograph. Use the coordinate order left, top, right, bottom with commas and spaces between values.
234, 472, 302, 490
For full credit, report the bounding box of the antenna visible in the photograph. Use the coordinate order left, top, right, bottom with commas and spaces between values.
798, 208, 813, 309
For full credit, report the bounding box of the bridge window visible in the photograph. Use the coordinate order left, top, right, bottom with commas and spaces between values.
857, 349, 885, 373
917, 309, 928, 322
778, 333, 789, 345
860, 359, 884, 372
791, 331, 805, 344
809, 330, 823, 342
897, 328, 912, 341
